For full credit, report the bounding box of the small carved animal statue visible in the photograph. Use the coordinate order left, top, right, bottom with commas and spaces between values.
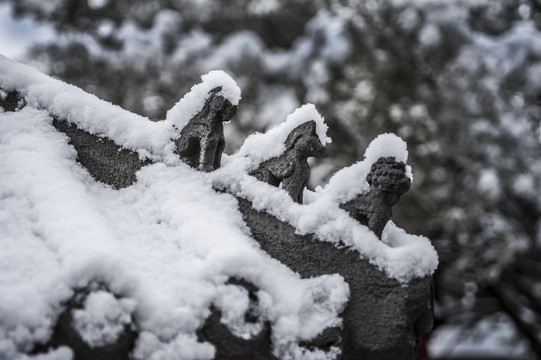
175, 87, 237, 172
250, 120, 326, 203
341, 157, 411, 239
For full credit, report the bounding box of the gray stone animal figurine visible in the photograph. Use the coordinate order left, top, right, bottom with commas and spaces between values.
250, 120, 326, 203
175, 87, 237, 172
341, 156, 411, 239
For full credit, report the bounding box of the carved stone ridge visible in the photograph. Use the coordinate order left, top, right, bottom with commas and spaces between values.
53, 119, 150, 189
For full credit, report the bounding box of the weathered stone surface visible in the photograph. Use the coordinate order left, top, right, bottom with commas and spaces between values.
250, 120, 325, 203
53, 119, 151, 189
0, 88, 26, 112
175, 87, 237, 172
236, 197, 434, 360
341, 157, 411, 239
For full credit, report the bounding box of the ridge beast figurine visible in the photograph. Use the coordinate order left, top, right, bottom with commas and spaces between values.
250, 120, 326, 203
341, 156, 411, 239
175, 87, 237, 172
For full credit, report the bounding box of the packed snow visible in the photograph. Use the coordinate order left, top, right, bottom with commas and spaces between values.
0, 56, 437, 359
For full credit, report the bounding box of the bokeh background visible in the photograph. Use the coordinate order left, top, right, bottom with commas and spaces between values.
1, 0, 541, 358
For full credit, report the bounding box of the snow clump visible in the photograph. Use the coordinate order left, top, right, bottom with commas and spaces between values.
72, 290, 136, 347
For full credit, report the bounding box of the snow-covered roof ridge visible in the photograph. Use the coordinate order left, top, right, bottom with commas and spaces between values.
0, 56, 241, 164
212, 166, 437, 283
0, 55, 173, 162
0, 107, 349, 360
0, 55, 437, 283
215, 125, 437, 283
1, 55, 437, 359
1, 56, 350, 360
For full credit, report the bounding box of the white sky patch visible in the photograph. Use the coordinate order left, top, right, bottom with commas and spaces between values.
512, 173, 536, 198
248, 0, 280, 14
478, 168, 501, 201
0, 3, 56, 59
257, 87, 299, 129
419, 23, 441, 47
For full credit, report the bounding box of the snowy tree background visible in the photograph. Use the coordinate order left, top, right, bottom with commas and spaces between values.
1, 0, 541, 358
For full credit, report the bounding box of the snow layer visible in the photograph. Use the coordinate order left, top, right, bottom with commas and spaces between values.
0, 55, 240, 164
0, 106, 348, 359
0, 56, 437, 359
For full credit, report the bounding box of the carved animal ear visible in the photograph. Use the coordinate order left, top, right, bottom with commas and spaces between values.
208, 87, 223, 96
284, 120, 317, 150
204, 86, 237, 122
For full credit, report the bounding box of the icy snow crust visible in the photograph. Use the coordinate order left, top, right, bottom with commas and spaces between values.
0, 57, 437, 359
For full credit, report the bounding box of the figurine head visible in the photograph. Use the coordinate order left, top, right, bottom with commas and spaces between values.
284, 120, 326, 158
206, 87, 238, 123
366, 157, 411, 195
